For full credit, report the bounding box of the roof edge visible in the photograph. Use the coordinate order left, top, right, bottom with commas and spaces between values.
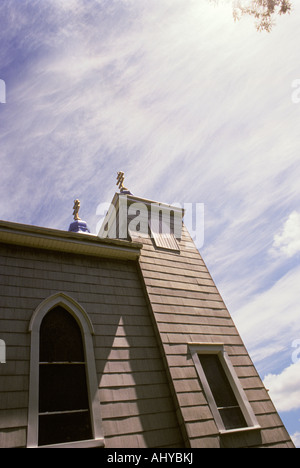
112, 192, 185, 214
0, 220, 142, 260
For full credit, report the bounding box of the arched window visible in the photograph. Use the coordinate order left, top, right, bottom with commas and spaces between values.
27, 293, 104, 448
39, 307, 92, 446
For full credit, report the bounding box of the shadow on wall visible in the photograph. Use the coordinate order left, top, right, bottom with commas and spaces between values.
95, 260, 184, 448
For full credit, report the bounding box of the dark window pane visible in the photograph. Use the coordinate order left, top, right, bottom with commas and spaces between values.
40, 307, 84, 363
219, 407, 247, 430
39, 364, 89, 413
198, 354, 238, 408
38, 307, 92, 446
198, 354, 247, 430
38, 411, 92, 446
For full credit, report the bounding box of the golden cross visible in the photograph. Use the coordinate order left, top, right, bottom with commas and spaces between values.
73, 199, 81, 221
116, 171, 128, 192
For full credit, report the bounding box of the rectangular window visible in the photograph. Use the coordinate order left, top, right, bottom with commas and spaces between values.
198, 354, 247, 430
149, 214, 180, 251
189, 343, 259, 434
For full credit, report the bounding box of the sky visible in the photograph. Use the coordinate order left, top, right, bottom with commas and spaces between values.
0, 0, 300, 446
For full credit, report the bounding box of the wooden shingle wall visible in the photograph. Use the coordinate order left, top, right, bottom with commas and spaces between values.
136, 224, 295, 448
0, 243, 183, 448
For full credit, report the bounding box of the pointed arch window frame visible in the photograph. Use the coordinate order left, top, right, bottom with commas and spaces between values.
27, 293, 105, 448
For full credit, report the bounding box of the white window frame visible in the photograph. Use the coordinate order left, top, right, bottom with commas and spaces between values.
27, 293, 105, 448
189, 343, 260, 435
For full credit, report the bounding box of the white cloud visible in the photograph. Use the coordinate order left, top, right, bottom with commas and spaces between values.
233, 265, 300, 374
271, 211, 300, 258
291, 431, 300, 448
263, 361, 300, 412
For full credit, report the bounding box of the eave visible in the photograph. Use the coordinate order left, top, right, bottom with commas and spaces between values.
0, 220, 142, 261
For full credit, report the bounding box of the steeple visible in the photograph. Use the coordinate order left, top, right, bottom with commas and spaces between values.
68, 199, 90, 233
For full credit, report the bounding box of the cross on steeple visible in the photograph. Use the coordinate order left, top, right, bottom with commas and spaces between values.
73, 199, 81, 221
116, 171, 130, 193
68, 199, 90, 233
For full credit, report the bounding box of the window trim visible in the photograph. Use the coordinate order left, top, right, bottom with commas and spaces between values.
27, 293, 105, 448
189, 343, 260, 435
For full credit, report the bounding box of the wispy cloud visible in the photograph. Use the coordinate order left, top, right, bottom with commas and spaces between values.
233, 265, 300, 374
1, 0, 299, 231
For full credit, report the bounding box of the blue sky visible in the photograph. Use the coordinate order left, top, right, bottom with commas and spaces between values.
0, 0, 300, 446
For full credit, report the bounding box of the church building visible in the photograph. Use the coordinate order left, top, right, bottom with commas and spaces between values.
0, 173, 295, 448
